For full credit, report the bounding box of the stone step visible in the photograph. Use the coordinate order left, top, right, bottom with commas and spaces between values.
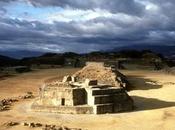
93, 103, 114, 114
92, 88, 122, 96
93, 95, 113, 104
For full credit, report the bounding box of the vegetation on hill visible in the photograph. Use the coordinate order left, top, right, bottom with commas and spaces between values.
0, 50, 174, 68
0, 55, 19, 67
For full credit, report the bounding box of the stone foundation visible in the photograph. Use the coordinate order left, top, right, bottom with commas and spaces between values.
32, 105, 93, 114
31, 63, 134, 114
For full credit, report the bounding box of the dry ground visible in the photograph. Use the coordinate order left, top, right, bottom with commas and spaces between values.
0, 68, 175, 130
0, 68, 79, 100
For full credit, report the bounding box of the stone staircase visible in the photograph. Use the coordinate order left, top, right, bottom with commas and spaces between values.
86, 87, 133, 114
86, 88, 117, 114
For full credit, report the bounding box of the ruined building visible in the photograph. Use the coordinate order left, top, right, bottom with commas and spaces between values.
74, 62, 129, 89
32, 62, 133, 114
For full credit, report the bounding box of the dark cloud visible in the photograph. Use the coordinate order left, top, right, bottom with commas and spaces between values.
0, 0, 175, 54
28, 0, 145, 16
0, 7, 6, 15
0, 1, 8, 15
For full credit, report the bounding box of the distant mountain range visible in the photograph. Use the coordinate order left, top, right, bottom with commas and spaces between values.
0, 45, 174, 59
0, 50, 43, 59
110, 45, 175, 58
0, 55, 18, 66
0, 46, 175, 67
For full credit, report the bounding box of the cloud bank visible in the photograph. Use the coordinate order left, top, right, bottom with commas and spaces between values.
0, 0, 175, 53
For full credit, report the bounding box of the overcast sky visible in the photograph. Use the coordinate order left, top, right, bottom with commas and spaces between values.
0, 0, 175, 53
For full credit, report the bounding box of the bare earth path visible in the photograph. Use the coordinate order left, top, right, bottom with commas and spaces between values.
0, 68, 175, 130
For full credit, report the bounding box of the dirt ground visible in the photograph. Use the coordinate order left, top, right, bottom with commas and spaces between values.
0, 68, 175, 130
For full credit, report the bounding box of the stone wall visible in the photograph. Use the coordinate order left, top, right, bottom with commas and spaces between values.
85, 87, 134, 114
38, 87, 74, 106
32, 72, 134, 114
113, 92, 134, 112
37, 86, 88, 107
32, 105, 93, 114
94, 104, 113, 114
73, 88, 87, 105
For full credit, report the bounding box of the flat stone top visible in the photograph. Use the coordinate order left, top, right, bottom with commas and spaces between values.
86, 62, 104, 67
71, 82, 83, 86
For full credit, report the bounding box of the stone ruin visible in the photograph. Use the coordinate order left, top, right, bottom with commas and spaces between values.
32, 62, 133, 114
73, 62, 129, 89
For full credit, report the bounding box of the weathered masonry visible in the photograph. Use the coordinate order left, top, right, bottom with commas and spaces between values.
32, 75, 133, 114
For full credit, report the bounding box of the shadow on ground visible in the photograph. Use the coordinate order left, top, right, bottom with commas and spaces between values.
132, 96, 175, 111
127, 75, 162, 90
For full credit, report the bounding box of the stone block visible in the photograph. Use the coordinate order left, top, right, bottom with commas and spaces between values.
85, 79, 98, 86
71, 76, 77, 82
62, 75, 72, 82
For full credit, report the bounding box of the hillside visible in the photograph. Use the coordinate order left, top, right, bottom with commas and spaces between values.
0, 55, 18, 67
0, 50, 174, 68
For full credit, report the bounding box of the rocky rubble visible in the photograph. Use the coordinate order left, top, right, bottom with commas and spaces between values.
43, 125, 82, 130
0, 98, 18, 111
0, 92, 34, 111
22, 122, 83, 130
3, 121, 20, 127
18, 92, 34, 99
3, 121, 83, 130
73, 62, 129, 89
22, 122, 43, 128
